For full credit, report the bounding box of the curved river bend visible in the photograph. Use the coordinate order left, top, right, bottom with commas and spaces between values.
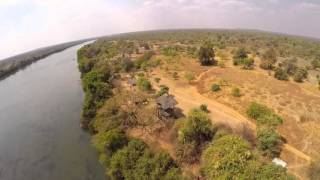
0, 43, 105, 180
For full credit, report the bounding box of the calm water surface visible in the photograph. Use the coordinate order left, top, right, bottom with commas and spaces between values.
0, 43, 105, 180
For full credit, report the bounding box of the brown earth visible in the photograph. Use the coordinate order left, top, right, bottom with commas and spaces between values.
146, 55, 318, 179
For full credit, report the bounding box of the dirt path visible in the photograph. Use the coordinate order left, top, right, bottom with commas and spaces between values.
151, 68, 311, 179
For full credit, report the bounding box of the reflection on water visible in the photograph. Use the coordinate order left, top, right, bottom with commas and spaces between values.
0, 44, 105, 180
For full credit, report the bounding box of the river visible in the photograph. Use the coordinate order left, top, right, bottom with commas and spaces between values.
0, 43, 105, 180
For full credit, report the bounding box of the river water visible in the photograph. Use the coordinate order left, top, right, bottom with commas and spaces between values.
0, 43, 105, 180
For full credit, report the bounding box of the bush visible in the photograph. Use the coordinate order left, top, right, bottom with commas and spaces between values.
199, 104, 209, 113
233, 47, 248, 62
156, 85, 169, 97
260, 48, 277, 70
135, 51, 155, 69
184, 72, 195, 83
154, 77, 161, 83
211, 84, 221, 92
257, 128, 282, 157
293, 68, 308, 82
93, 129, 128, 158
178, 109, 213, 144
201, 135, 254, 179
108, 139, 182, 180
246, 102, 283, 128
231, 87, 241, 97
137, 77, 152, 91
274, 67, 288, 81
201, 134, 292, 179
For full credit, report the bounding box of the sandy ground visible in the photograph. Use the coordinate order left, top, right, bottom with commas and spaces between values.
149, 66, 312, 179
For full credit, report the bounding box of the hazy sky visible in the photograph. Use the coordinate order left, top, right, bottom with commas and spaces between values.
1, 0, 320, 59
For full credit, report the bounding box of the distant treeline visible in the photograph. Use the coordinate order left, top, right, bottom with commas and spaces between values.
0, 39, 92, 80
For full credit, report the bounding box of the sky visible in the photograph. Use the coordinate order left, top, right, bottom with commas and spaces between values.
0, 0, 320, 59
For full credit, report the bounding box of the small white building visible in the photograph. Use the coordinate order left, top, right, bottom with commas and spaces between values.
272, 158, 287, 168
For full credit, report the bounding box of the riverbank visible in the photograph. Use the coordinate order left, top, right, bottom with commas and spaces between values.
0, 40, 91, 80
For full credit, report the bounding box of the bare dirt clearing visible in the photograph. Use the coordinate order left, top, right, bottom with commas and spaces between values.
149, 58, 317, 179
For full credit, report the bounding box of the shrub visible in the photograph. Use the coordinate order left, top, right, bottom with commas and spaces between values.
154, 77, 161, 83
293, 68, 308, 82
260, 48, 277, 70
178, 109, 213, 145
274, 67, 288, 81
135, 51, 155, 69
156, 85, 169, 97
231, 87, 241, 97
108, 139, 182, 180
257, 128, 282, 157
211, 84, 221, 92
311, 59, 320, 69
246, 102, 283, 127
184, 72, 195, 83
137, 77, 152, 91
199, 104, 209, 113
93, 129, 128, 157
201, 135, 254, 179
233, 47, 248, 62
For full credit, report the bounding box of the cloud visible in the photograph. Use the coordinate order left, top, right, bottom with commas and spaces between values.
0, 0, 320, 59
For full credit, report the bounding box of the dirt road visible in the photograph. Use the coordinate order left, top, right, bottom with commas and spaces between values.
151, 69, 311, 179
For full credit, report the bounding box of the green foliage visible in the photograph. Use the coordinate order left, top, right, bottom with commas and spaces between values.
260, 48, 277, 70
231, 87, 241, 97
201, 134, 293, 179
293, 68, 308, 82
137, 77, 152, 91
233, 48, 254, 69
108, 139, 182, 180
135, 51, 155, 69
199, 104, 209, 113
274, 67, 288, 81
311, 59, 320, 69
257, 128, 282, 157
255, 164, 295, 180
156, 85, 169, 97
177, 109, 214, 163
93, 129, 128, 157
247, 102, 283, 128
184, 71, 195, 83
282, 58, 298, 76
178, 109, 214, 145
198, 42, 215, 66
119, 57, 134, 72
201, 135, 254, 179
233, 47, 248, 61
154, 77, 161, 83
161, 46, 178, 57
211, 84, 221, 92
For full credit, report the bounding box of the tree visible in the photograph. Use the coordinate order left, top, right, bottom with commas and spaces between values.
198, 42, 215, 66
247, 102, 283, 128
257, 128, 283, 157
201, 135, 254, 179
178, 109, 214, 145
293, 68, 308, 82
233, 47, 248, 62
108, 139, 182, 180
137, 77, 152, 91
274, 67, 288, 81
260, 48, 277, 70
177, 109, 214, 163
